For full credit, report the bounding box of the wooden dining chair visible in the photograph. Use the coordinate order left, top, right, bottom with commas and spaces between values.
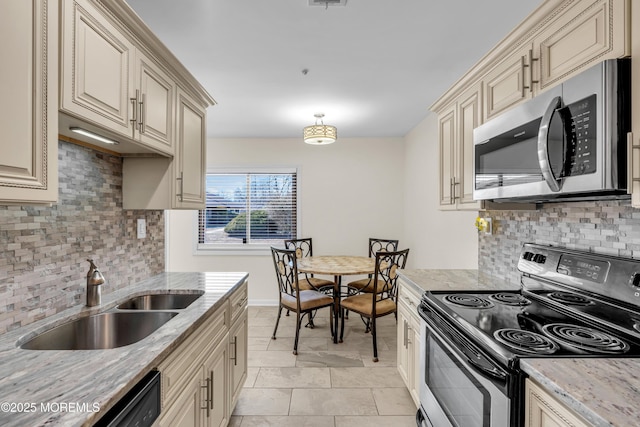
284, 238, 334, 292
345, 238, 399, 294
270, 247, 334, 355
339, 248, 409, 362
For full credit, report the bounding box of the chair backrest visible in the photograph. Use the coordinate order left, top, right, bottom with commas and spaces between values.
284, 238, 313, 259
271, 247, 300, 299
373, 248, 410, 302
368, 238, 399, 257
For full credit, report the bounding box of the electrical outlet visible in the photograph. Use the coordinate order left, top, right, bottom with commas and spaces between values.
137, 218, 146, 239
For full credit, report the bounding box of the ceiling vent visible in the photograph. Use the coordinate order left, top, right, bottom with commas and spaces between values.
308, 0, 347, 7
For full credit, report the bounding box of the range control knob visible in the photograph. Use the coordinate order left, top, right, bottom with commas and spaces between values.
523, 252, 534, 261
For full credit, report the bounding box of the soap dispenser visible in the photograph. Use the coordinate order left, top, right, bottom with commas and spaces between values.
86, 259, 105, 307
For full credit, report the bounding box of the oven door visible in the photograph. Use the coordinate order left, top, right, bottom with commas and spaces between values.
418, 305, 511, 427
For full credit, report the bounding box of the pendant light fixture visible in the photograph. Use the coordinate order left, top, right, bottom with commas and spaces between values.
303, 113, 337, 145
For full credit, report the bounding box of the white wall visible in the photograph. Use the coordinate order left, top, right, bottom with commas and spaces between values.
166, 136, 406, 304
402, 113, 478, 269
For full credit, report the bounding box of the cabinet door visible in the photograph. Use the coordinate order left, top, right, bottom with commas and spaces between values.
0, 0, 57, 204
175, 88, 207, 209
156, 370, 202, 427
396, 301, 412, 387
202, 339, 229, 427
456, 85, 482, 209
536, 0, 629, 92
525, 379, 590, 427
438, 105, 457, 209
409, 314, 421, 406
60, 0, 133, 136
229, 310, 248, 413
483, 43, 534, 121
135, 50, 175, 154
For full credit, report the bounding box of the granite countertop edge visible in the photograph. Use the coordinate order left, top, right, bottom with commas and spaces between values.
399, 268, 640, 427
0, 271, 248, 427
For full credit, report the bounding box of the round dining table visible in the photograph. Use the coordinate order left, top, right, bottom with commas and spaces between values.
297, 255, 377, 343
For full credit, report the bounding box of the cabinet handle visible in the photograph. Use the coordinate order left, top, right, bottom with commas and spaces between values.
238, 296, 248, 307
130, 90, 139, 129
201, 376, 211, 418
403, 320, 408, 348
449, 178, 460, 204
528, 49, 539, 92
138, 93, 146, 133
230, 336, 238, 366
176, 172, 184, 202
209, 370, 214, 410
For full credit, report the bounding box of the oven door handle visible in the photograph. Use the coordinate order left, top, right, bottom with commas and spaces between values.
537, 96, 563, 192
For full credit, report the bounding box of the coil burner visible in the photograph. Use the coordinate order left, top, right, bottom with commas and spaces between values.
443, 294, 494, 309
541, 323, 630, 354
489, 293, 532, 306
494, 328, 559, 354
547, 291, 593, 306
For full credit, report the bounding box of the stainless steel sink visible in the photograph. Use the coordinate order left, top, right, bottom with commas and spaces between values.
117, 292, 203, 310
20, 311, 177, 350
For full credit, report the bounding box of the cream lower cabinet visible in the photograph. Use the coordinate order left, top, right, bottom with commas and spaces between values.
525, 379, 591, 427
156, 281, 248, 427
396, 278, 422, 406
0, 0, 58, 204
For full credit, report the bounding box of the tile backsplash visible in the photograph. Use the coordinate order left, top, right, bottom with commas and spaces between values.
0, 142, 164, 334
479, 199, 640, 284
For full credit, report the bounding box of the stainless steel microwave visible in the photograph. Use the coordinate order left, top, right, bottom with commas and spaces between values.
473, 58, 630, 202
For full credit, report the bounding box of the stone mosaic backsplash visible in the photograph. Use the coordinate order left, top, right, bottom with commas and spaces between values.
478, 199, 640, 284
0, 142, 164, 334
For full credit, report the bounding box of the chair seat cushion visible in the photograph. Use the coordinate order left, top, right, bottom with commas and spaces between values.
281, 290, 333, 312
340, 293, 396, 317
298, 276, 334, 291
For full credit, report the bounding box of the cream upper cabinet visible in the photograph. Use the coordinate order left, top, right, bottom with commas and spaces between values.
535, 0, 629, 92
121, 87, 207, 209
433, 0, 630, 211
134, 49, 175, 154
483, 43, 534, 122
60, 0, 176, 155
438, 85, 482, 210
175, 88, 207, 208
59, 0, 133, 138
0, 0, 58, 204
525, 379, 591, 427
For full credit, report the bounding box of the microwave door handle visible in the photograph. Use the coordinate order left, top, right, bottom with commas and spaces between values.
537, 96, 562, 192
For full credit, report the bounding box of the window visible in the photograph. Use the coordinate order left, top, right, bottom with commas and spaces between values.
197, 170, 298, 253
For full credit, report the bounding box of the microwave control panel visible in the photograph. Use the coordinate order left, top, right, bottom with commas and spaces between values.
563, 94, 596, 177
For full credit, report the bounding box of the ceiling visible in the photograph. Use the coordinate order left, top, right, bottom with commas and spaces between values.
126, 0, 542, 140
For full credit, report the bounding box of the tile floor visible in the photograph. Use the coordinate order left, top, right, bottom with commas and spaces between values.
230, 306, 418, 426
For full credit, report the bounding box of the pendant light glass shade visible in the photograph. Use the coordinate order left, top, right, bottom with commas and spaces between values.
303, 113, 337, 145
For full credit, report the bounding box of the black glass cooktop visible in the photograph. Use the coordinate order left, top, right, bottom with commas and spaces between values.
423, 289, 640, 363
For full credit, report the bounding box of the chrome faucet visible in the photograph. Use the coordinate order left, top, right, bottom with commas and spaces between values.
86, 259, 105, 307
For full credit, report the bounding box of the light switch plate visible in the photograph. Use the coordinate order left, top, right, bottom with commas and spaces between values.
137, 218, 146, 239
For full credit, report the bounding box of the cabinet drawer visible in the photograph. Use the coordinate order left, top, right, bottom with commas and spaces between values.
229, 281, 248, 324
158, 304, 228, 406
397, 278, 422, 315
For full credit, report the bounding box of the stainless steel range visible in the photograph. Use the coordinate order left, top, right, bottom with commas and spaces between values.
416, 243, 640, 427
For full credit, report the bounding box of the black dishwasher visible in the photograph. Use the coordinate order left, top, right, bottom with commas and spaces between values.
94, 370, 161, 427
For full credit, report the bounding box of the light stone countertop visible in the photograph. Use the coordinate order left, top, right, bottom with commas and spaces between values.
399, 269, 640, 427
521, 358, 640, 427
0, 271, 248, 427
398, 268, 518, 293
